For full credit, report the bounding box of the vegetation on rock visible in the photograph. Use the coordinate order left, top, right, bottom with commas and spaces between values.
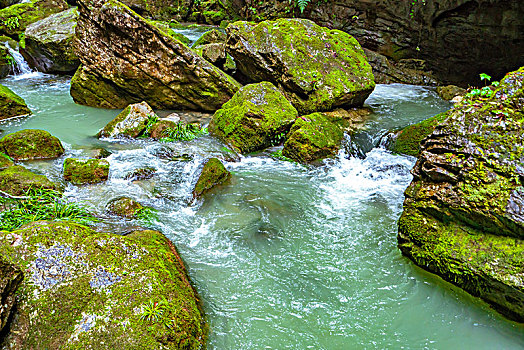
0, 165, 60, 196
193, 157, 230, 198
63, 158, 110, 185
0, 83, 31, 120
0, 0, 68, 36
99, 101, 157, 139
0, 129, 64, 160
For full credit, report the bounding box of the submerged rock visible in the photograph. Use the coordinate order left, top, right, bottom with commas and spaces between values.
0, 84, 31, 120
282, 112, 346, 163
63, 158, 110, 185
98, 101, 156, 139
0, 129, 64, 160
209, 81, 298, 154
0, 165, 60, 196
89, 147, 112, 159
398, 67, 524, 322
385, 113, 448, 157
106, 196, 144, 218
23, 8, 79, 73
0, 221, 207, 348
226, 18, 375, 114
0, 0, 68, 36
0, 255, 23, 332
71, 0, 240, 110
124, 166, 156, 181
193, 157, 230, 198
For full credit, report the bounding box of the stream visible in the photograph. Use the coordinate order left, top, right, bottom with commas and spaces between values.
1, 71, 523, 348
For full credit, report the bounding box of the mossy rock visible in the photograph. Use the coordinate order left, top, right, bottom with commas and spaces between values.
124, 166, 155, 181
193, 157, 230, 198
0, 0, 68, 37
89, 147, 112, 159
386, 112, 448, 157
226, 18, 375, 114
209, 81, 298, 154
149, 20, 190, 45
149, 119, 176, 139
0, 152, 13, 170
63, 158, 109, 185
24, 7, 80, 73
282, 112, 346, 163
106, 196, 144, 219
98, 101, 157, 139
0, 129, 64, 160
0, 221, 207, 348
436, 85, 466, 101
398, 67, 524, 322
191, 28, 226, 48
0, 84, 31, 120
0, 165, 60, 196
0, 42, 13, 78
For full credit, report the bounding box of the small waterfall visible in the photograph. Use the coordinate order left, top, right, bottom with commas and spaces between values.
4, 42, 34, 77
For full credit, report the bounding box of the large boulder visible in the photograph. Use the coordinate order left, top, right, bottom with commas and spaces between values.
0, 256, 23, 332
0, 129, 64, 160
0, 84, 31, 120
0, 221, 207, 348
282, 112, 347, 163
226, 18, 375, 114
0, 0, 68, 37
209, 81, 298, 154
63, 158, 110, 185
71, 0, 240, 110
98, 101, 156, 139
0, 165, 60, 196
398, 67, 524, 322
23, 8, 79, 73
193, 158, 230, 198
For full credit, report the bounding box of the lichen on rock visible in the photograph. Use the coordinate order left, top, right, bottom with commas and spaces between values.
0, 165, 60, 195
0, 0, 68, 37
193, 157, 230, 198
98, 101, 156, 139
209, 81, 298, 154
0, 84, 31, 120
106, 196, 144, 219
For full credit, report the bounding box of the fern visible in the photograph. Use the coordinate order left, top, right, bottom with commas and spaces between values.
296, 0, 310, 13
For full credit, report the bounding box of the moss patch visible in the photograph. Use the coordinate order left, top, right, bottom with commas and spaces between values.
0, 165, 60, 196
193, 158, 230, 198
0, 84, 31, 120
0, 129, 63, 160
63, 158, 110, 185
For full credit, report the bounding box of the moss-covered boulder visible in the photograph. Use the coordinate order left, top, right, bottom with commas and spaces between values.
0, 165, 60, 196
0, 221, 207, 348
150, 20, 190, 45
106, 196, 144, 218
0, 84, 31, 120
282, 112, 347, 163
23, 8, 79, 73
193, 157, 230, 198
386, 112, 448, 157
149, 119, 176, 139
89, 147, 112, 159
0, 129, 64, 160
0, 152, 13, 170
192, 28, 226, 48
0, 255, 23, 332
0, 0, 68, 37
436, 85, 466, 101
71, 0, 240, 110
0, 41, 15, 78
209, 81, 298, 154
398, 67, 524, 322
98, 101, 156, 139
63, 158, 110, 185
226, 18, 375, 114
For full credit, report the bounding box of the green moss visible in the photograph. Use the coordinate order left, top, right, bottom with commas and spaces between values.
209, 81, 298, 154
98, 102, 157, 139
0, 221, 207, 348
0, 165, 60, 196
192, 28, 226, 48
0, 83, 31, 119
0, 0, 68, 36
0, 129, 63, 160
282, 112, 345, 163
0, 152, 13, 170
389, 112, 448, 157
106, 197, 144, 219
63, 158, 109, 185
193, 158, 230, 198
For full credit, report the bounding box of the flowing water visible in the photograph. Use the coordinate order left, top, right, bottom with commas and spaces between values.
1, 72, 523, 349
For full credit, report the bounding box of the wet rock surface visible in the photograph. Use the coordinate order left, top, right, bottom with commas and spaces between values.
71, 0, 240, 110
0, 255, 23, 332
193, 157, 230, 198
0, 129, 63, 160
398, 67, 524, 322
63, 158, 110, 185
0, 84, 31, 120
98, 101, 156, 139
0, 165, 60, 196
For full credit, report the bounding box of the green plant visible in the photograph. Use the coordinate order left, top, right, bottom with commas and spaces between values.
159, 122, 207, 142
3, 16, 20, 31
296, 0, 311, 13
409, 0, 426, 18
136, 207, 158, 226
270, 149, 295, 162
140, 300, 165, 323
479, 73, 491, 83
0, 188, 96, 231
139, 114, 159, 138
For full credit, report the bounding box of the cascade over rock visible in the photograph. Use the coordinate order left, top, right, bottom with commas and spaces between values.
71, 0, 240, 110
226, 18, 375, 114
397, 67, 524, 322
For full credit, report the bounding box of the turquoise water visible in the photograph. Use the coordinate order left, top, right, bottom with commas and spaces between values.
1, 74, 523, 349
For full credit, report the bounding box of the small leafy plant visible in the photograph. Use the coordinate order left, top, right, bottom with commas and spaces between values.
0, 188, 95, 231
466, 73, 500, 98
3, 16, 20, 31
159, 122, 207, 142
140, 300, 165, 323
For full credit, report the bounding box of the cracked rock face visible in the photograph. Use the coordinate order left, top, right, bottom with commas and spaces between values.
398, 67, 524, 322
0, 221, 207, 349
71, 0, 240, 110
